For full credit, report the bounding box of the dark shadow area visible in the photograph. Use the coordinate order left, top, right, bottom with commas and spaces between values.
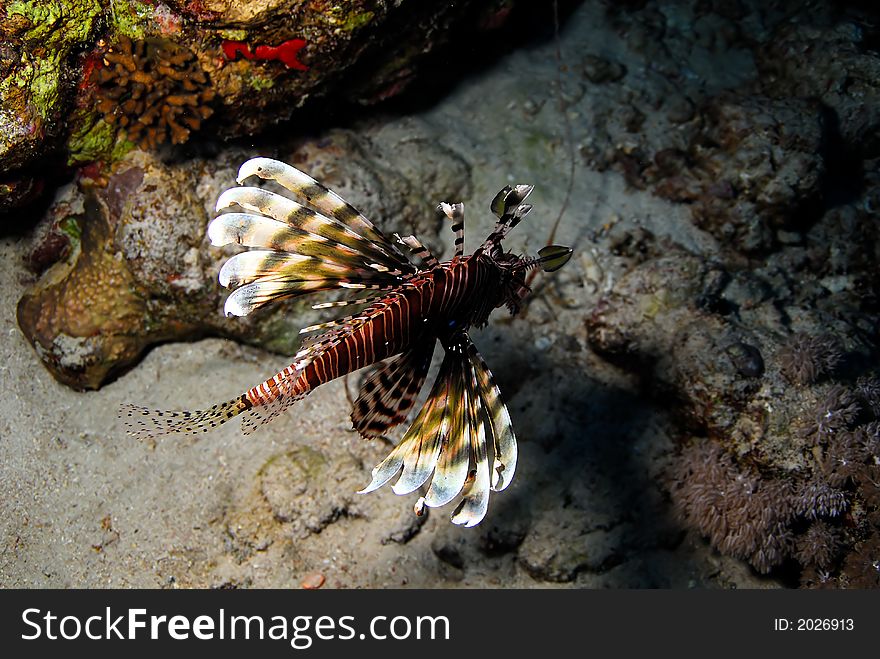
818, 105, 867, 208
0, 161, 74, 239
218, 0, 585, 154
422, 323, 689, 587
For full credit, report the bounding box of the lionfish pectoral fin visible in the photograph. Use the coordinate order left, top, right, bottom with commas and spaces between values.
359, 334, 514, 526
234, 157, 412, 269
422, 349, 471, 509
351, 339, 436, 439
212, 157, 419, 317
449, 357, 492, 527
357, 347, 452, 495
465, 341, 517, 492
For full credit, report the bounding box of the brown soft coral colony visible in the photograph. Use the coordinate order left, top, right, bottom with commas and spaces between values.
92, 36, 215, 149
777, 333, 842, 386
669, 441, 799, 574
669, 375, 880, 585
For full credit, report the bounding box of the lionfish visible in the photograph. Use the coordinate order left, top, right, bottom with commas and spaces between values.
122, 158, 572, 526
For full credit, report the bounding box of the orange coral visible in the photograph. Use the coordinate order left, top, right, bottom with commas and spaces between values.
92, 36, 215, 150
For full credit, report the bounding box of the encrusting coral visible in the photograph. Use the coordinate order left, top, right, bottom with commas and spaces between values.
91, 36, 215, 149
796, 384, 860, 445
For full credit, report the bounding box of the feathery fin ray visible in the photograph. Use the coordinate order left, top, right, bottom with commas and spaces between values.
120, 396, 251, 440
351, 340, 436, 439
358, 333, 513, 526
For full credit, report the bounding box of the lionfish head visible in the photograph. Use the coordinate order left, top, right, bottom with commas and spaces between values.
477, 183, 574, 316
497, 244, 573, 314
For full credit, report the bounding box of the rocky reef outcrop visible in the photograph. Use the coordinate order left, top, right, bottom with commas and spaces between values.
0, 0, 515, 212
17, 129, 471, 389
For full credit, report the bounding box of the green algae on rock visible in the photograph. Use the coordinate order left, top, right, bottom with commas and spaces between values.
1, 0, 103, 209
0, 0, 521, 211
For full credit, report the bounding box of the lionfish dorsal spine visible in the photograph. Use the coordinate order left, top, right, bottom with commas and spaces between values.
396, 233, 440, 269
481, 183, 534, 251
437, 202, 465, 258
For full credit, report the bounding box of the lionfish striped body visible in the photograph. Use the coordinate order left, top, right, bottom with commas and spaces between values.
122, 157, 572, 526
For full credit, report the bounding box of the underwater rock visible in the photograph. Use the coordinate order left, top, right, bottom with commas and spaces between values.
0, 0, 103, 209
757, 21, 880, 157
585, 220, 879, 579
16, 129, 469, 389
0, 0, 519, 207
581, 54, 626, 84
478, 505, 529, 556
648, 94, 825, 254
431, 535, 466, 570
518, 513, 625, 583
376, 500, 428, 546
586, 253, 767, 436
576, 3, 880, 261
17, 150, 231, 390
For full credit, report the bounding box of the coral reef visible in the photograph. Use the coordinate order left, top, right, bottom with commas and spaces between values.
92, 36, 216, 150
0, 0, 525, 211
757, 20, 880, 158
668, 438, 862, 575
574, 0, 878, 584
646, 95, 825, 253
584, 220, 878, 582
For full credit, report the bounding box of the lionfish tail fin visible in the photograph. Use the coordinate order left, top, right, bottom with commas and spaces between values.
119, 395, 251, 441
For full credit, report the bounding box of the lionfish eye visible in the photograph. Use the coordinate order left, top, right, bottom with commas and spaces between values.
536, 245, 574, 272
